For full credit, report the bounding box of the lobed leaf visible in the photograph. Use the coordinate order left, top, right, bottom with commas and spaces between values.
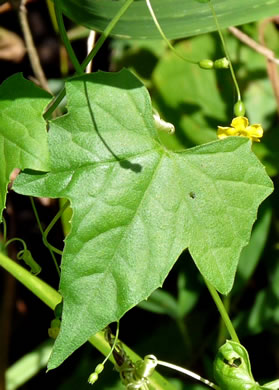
0, 73, 50, 221
13, 70, 273, 369
60, 0, 279, 40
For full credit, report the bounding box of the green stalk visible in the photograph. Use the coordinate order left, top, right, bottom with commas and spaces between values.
44, 0, 135, 120
208, 0, 241, 102
5, 237, 27, 251
30, 197, 61, 277
46, 0, 59, 33
217, 295, 230, 346
0, 252, 60, 310
43, 200, 70, 256
0, 252, 176, 390
54, 0, 83, 75
1, 216, 7, 242
204, 278, 239, 343
145, 0, 197, 64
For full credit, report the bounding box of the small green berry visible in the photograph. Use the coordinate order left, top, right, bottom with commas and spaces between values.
48, 327, 60, 339
198, 59, 214, 70
51, 318, 61, 328
214, 57, 230, 69
48, 318, 61, 339
234, 101, 246, 117
88, 372, 98, 385
54, 301, 63, 318
95, 364, 104, 374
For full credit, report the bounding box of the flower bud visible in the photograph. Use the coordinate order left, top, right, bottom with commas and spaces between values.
198, 59, 214, 69
234, 101, 246, 117
214, 57, 230, 69
88, 372, 98, 385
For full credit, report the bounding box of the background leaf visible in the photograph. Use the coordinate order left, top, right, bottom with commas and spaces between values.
232, 202, 272, 294
0, 73, 50, 221
60, 0, 279, 40
13, 70, 272, 369
152, 34, 231, 150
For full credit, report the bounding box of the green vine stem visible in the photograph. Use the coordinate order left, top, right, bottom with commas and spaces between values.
30, 197, 61, 277
54, 0, 83, 75
0, 251, 176, 390
42, 200, 70, 256
46, 0, 59, 34
1, 217, 7, 242
208, 0, 242, 102
145, 0, 197, 65
217, 295, 231, 346
204, 278, 240, 343
44, 0, 135, 120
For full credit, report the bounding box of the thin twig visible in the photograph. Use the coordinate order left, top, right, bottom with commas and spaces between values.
228, 26, 279, 65
259, 18, 279, 116
0, 2, 11, 13
18, 0, 51, 93
86, 30, 96, 73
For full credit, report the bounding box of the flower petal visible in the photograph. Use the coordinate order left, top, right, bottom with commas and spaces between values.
231, 116, 249, 131
247, 124, 263, 138
217, 126, 238, 139
217, 118, 264, 142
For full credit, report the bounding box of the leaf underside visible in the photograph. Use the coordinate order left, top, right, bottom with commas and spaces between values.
13, 70, 273, 369
61, 0, 279, 39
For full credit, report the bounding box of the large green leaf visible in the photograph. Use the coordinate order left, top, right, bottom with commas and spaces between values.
0, 73, 50, 221
13, 70, 272, 369
60, 0, 279, 40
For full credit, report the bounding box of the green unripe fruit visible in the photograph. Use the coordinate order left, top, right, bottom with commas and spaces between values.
95, 364, 104, 374
198, 59, 214, 69
48, 318, 61, 339
88, 372, 98, 385
214, 57, 230, 69
234, 101, 246, 117
51, 318, 61, 328
54, 301, 63, 318
48, 326, 60, 339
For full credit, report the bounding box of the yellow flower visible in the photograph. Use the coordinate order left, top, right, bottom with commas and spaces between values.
217, 116, 263, 142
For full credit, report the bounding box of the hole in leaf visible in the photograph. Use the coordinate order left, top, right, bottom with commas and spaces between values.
224, 357, 242, 368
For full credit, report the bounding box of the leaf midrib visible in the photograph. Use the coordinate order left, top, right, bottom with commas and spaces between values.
65, 148, 166, 311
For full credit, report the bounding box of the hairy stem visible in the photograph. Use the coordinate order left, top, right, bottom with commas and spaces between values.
0, 252, 176, 390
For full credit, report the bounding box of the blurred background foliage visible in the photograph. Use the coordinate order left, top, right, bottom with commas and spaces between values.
0, 1, 279, 389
